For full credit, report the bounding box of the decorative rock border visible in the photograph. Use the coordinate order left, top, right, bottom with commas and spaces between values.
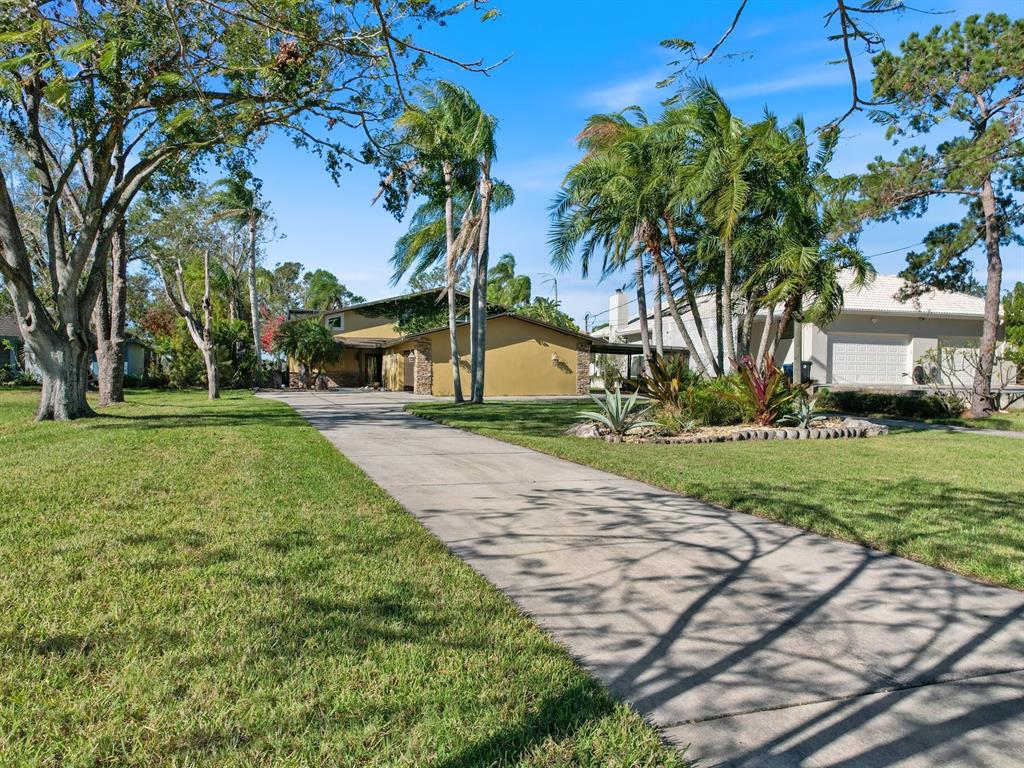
573, 418, 890, 444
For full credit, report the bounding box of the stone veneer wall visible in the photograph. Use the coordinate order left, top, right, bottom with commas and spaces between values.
413, 340, 433, 395
575, 340, 591, 396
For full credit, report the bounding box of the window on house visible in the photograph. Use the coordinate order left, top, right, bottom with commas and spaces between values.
327, 316, 343, 329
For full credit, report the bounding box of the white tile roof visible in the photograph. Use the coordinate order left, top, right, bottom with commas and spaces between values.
837, 271, 986, 318
596, 273, 987, 338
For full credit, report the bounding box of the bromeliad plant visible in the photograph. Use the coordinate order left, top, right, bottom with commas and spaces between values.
577, 388, 658, 440
641, 354, 695, 410
727, 356, 801, 426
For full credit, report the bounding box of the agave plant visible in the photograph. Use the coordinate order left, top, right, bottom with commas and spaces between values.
577, 388, 658, 440
780, 391, 821, 428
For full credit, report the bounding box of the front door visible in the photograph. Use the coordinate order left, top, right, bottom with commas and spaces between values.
403, 351, 415, 391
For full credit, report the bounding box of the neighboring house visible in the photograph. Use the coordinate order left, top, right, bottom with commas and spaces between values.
3, 313, 150, 380
594, 271, 1016, 388
1, 313, 25, 371
89, 337, 150, 380
289, 291, 631, 396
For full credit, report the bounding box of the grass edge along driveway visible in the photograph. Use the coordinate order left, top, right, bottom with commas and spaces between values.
405, 399, 1024, 592
0, 389, 685, 767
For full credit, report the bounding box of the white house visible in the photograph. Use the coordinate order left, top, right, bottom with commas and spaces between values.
594, 271, 1016, 388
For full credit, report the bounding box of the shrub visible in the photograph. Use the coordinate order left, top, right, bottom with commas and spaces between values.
641, 354, 699, 410
652, 404, 697, 434
819, 389, 962, 419
726, 356, 801, 426
680, 376, 745, 426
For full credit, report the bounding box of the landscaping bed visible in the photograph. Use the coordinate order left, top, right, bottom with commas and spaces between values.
570, 416, 888, 444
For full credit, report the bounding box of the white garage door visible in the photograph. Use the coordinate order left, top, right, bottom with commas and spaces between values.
829, 334, 909, 384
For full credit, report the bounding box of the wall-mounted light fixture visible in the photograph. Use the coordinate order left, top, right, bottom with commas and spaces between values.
551, 353, 562, 366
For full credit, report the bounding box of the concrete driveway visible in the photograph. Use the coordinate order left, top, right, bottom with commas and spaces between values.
262, 388, 1024, 768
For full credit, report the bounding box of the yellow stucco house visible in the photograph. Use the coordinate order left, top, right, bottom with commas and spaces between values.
289, 291, 625, 397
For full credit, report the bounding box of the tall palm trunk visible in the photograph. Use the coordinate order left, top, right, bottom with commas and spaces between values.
721, 237, 737, 365
443, 162, 464, 403
633, 249, 653, 374
665, 220, 720, 374
246, 212, 261, 388
653, 279, 664, 357
650, 248, 710, 377
972, 176, 1001, 417
771, 293, 800, 363
757, 304, 776, 366
792, 320, 803, 384
470, 164, 492, 403
715, 283, 724, 373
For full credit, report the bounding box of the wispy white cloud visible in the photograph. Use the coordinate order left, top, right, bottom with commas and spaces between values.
579, 70, 663, 111
719, 67, 848, 100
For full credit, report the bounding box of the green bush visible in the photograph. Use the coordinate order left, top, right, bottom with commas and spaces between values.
819, 389, 962, 419
683, 376, 746, 426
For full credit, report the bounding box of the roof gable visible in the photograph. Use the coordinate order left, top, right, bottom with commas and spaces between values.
0, 314, 22, 338
393, 312, 591, 345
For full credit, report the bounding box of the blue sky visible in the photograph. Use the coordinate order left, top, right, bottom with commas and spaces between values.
251, 0, 1024, 327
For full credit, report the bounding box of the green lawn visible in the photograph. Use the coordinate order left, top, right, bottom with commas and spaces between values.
406, 400, 1024, 591
927, 410, 1024, 432
0, 390, 683, 767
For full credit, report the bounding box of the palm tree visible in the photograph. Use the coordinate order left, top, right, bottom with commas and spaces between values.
551, 108, 716, 376
550, 110, 658, 372
749, 117, 874, 379
677, 81, 764, 368
272, 318, 341, 390
394, 81, 485, 403
487, 253, 531, 307
465, 101, 499, 403
211, 170, 265, 387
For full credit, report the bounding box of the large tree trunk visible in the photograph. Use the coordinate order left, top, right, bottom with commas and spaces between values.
32, 335, 94, 421
443, 162, 464, 403
201, 249, 219, 401
246, 213, 261, 389
721, 238, 737, 366
470, 169, 492, 403
203, 347, 220, 399
972, 177, 1001, 417
94, 220, 128, 405
633, 249, 653, 375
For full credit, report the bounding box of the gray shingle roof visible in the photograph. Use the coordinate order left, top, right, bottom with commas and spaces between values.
0, 314, 22, 338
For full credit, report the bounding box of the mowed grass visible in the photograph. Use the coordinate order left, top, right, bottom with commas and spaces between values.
406, 400, 1024, 591
0, 390, 684, 768
929, 410, 1024, 432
